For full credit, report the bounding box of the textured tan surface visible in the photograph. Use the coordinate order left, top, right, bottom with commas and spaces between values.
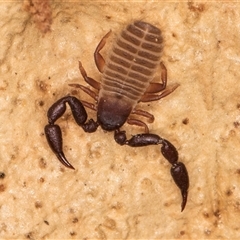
1, 1, 240, 239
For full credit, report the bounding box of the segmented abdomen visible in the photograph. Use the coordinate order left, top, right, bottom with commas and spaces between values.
100, 21, 163, 106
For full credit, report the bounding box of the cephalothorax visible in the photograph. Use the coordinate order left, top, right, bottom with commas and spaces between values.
45, 21, 189, 211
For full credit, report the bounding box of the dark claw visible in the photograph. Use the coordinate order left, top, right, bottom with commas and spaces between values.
170, 162, 189, 211
180, 188, 188, 212
45, 96, 99, 169
44, 124, 75, 170
56, 152, 75, 170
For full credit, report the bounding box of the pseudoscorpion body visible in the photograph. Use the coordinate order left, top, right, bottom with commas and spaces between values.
45, 21, 189, 211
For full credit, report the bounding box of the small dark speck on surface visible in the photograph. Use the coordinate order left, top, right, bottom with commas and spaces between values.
182, 118, 189, 125
180, 230, 185, 235
233, 121, 240, 128
72, 217, 78, 223
39, 100, 44, 106
70, 231, 77, 236
226, 189, 233, 196
203, 211, 210, 218
37, 80, 48, 92
39, 177, 45, 183
44, 220, 49, 225
26, 232, 35, 240
0, 172, 5, 179
214, 209, 220, 218
35, 201, 43, 208
39, 158, 47, 169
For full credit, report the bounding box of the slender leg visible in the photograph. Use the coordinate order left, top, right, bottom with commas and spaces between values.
145, 82, 165, 94
45, 96, 99, 169
114, 131, 189, 211
78, 61, 100, 90
140, 62, 179, 102
127, 118, 149, 133
131, 108, 155, 123
69, 83, 98, 101
140, 83, 179, 102
69, 61, 99, 112
145, 62, 167, 93
160, 62, 167, 89
81, 100, 97, 111
94, 30, 112, 73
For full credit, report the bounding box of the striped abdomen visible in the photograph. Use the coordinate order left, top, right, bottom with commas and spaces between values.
97, 21, 163, 131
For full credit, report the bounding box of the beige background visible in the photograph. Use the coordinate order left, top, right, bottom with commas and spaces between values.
1, 1, 240, 239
